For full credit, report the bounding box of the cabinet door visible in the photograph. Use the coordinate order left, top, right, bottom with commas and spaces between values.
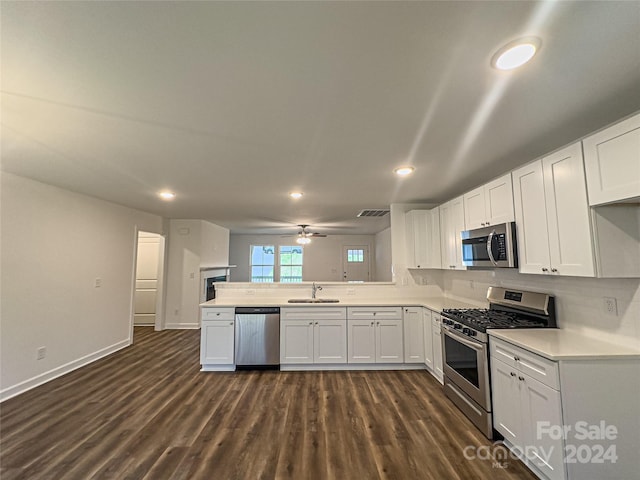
406, 210, 429, 268
439, 201, 454, 269
450, 196, 467, 269
426, 208, 442, 268
280, 320, 314, 364
464, 186, 486, 230
484, 173, 515, 225
543, 143, 596, 277
200, 320, 235, 365
520, 375, 565, 480
512, 160, 552, 275
431, 315, 443, 382
347, 320, 376, 363
583, 113, 640, 206
423, 309, 434, 371
376, 319, 404, 363
490, 357, 522, 445
314, 320, 347, 363
403, 307, 425, 363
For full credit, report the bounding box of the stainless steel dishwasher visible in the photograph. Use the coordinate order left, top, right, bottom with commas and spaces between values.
234, 307, 280, 368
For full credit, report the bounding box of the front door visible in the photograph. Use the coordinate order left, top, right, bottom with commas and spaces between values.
342, 246, 370, 282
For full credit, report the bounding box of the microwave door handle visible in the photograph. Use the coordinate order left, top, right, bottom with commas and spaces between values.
486, 229, 498, 266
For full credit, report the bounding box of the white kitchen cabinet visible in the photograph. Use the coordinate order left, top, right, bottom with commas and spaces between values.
491, 338, 565, 480
347, 307, 403, 364
431, 313, 443, 383
512, 142, 595, 277
583, 112, 640, 206
406, 209, 441, 269
280, 307, 347, 364
422, 308, 434, 372
200, 307, 235, 370
403, 307, 425, 363
463, 173, 515, 230
439, 196, 467, 270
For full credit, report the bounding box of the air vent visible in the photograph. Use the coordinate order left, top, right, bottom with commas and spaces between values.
357, 209, 390, 218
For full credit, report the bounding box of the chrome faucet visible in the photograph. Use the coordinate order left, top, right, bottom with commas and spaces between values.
311, 282, 322, 299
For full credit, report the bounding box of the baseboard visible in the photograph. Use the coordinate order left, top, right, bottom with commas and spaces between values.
0, 339, 130, 402
280, 364, 427, 371
164, 323, 199, 329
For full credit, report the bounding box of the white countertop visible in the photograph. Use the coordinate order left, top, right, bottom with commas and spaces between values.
489, 329, 640, 361
200, 296, 482, 312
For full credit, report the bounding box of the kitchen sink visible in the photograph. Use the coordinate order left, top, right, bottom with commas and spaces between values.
287, 298, 340, 303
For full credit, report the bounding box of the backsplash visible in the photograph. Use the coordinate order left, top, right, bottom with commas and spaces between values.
438, 269, 640, 348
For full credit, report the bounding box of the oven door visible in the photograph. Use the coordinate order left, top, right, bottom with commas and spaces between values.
442, 326, 491, 410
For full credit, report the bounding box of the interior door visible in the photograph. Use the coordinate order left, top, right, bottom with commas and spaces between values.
342, 245, 370, 282
134, 233, 161, 325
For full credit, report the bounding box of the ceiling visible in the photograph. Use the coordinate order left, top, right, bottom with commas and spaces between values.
2, 1, 640, 235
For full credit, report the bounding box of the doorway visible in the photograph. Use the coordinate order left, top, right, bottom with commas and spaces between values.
342, 245, 370, 282
133, 231, 165, 330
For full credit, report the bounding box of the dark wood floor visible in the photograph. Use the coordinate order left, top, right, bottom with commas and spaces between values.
1, 327, 536, 479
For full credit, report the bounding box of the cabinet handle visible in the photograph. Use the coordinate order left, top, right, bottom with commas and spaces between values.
229, 322, 233, 325
216, 313, 221, 316
377, 321, 380, 326
518, 376, 525, 382
373, 312, 376, 316
514, 356, 520, 361
510, 372, 516, 377
486, 221, 490, 225
371, 322, 374, 326
309, 322, 313, 325
315, 322, 318, 325
551, 268, 558, 273
541, 267, 548, 272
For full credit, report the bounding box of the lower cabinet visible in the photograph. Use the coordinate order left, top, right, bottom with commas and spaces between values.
423, 308, 434, 371
280, 307, 347, 364
280, 320, 347, 364
347, 307, 404, 363
403, 307, 425, 363
431, 313, 443, 383
200, 307, 236, 370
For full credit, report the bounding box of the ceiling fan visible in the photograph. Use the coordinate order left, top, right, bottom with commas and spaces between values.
286, 225, 327, 244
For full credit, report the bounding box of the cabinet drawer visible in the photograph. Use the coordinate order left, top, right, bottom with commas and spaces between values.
347, 306, 402, 320
490, 338, 559, 390
201, 308, 235, 321
281, 307, 346, 321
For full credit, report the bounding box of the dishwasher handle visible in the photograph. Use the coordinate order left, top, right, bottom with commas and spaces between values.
235, 307, 280, 315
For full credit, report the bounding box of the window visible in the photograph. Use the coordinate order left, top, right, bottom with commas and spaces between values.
250, 245, 303, 282
250, 245, 275, 282
347, 249, 364, 262
279, 246, 303, 283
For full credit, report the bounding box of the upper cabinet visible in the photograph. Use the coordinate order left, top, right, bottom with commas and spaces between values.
583, 113, 640, 206
406, 209, 442, 269
512, 142, 596, 277
463, 173, 515, 230
440, 196, 466, 270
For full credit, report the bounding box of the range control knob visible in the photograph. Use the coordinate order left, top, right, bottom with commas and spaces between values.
469, 330, 477, 336
454, 324, 462, 330
462, 328, 470, 335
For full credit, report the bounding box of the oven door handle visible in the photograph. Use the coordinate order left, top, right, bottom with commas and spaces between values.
486, 229, 498, 266
443, 325, 485, 352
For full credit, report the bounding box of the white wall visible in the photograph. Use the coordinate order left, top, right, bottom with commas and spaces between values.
228, 233, 379, 282
165, 219, 229, 328
0, 173, 163, 400
375, 227, 392, 282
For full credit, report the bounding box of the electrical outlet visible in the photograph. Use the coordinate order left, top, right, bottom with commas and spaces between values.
37, 346, 46, 360
246, 289, 255, 295
469, 280, 474, 289
94, 277, 102, 288
603, 297, 618, 316
347, 288, 356, 295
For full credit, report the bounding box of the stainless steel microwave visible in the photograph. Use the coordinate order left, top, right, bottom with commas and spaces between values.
461, 222, 518, 268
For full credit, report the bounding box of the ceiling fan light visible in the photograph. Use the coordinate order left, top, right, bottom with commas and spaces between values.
297, 236, 311, 245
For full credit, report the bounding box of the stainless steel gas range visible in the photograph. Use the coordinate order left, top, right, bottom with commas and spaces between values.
441, 287, 556, 439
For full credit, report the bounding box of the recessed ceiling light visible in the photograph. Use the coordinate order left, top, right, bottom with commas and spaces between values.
492, 37, 541, 71
394, 166, 415, 176
289, 192, 303, 199
158, 191, 176, 200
